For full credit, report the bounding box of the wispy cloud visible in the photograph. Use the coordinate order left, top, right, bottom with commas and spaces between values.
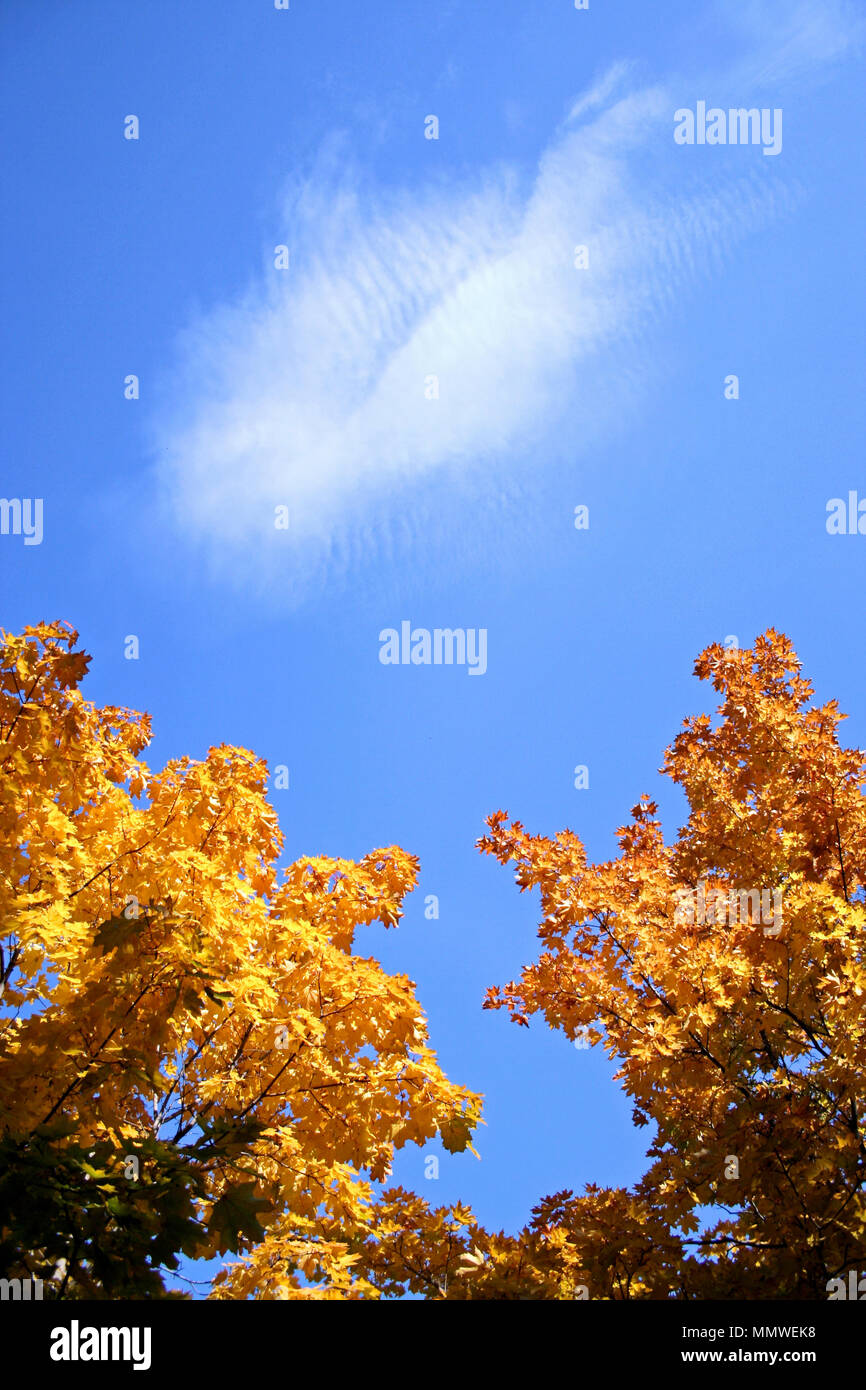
152, 0, 855, 597
728, 0, 863, 88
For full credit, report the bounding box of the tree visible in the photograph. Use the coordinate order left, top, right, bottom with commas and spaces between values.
347, 631, 866, 1298
0, 621, 480, 1299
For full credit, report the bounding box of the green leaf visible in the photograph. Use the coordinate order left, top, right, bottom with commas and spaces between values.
93, 915, 139, 954
208, 1183, 271, 1255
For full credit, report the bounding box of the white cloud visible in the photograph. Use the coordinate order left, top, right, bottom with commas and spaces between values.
728, 0, 863, 88
152, 1, 855, 595
566, 62, 636, 125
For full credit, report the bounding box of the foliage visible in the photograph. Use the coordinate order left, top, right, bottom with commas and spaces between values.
348, 632, 866, 1298
0, 621, 480, 1298
5, 623, 864, 1299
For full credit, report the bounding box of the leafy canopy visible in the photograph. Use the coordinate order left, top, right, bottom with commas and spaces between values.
0, 621, 480, 1299
5, 623, 864, 1299
346, 632, 866, 1299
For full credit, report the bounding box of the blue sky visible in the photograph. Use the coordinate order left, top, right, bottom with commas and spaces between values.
1, 0, 864, 1290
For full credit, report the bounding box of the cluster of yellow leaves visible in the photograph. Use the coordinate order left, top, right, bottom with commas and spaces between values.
339, 1183, 686, 1299
0, 621, 480, 1298
6, 622, 864, 1298
346, 631, 866, 1298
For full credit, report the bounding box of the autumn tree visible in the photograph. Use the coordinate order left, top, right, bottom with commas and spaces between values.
348, 631, 866, 1298
0, 621, 480, 1299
